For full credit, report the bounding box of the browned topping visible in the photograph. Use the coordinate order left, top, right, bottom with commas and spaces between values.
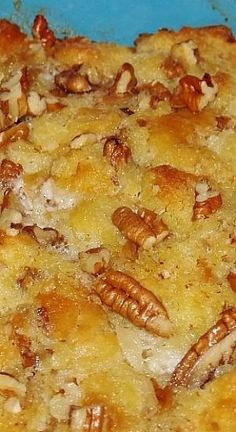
227, 270, 236, 293
151, 378, 173, 409
193, 181, 222, 220
216, 115, 233, 131
163, 57, 185, 79
55, 65, 92, 94
112, 206, 156, 250
80, 247, 110, 275
110, 63, 137, 95
176, 73, 218, 112
138, 208, 169, 243
94, 270, 172, 337
32, 14, 56, 47
103, 136, 131, 168
22, 225, 65, 248
0, 122, 29, 148
170, 307, 236, 387
0, 159, 22, 185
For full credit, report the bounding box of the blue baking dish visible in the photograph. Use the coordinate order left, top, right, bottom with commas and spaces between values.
1, 0, 236, 44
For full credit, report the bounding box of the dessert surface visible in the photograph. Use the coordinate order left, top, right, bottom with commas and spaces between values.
0, 15, 235, 431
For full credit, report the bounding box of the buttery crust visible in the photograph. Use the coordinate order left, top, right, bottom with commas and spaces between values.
0, 17, 235, 431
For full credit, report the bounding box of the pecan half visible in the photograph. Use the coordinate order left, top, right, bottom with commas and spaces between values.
32, 14, 56, 47
193, 181, 222, 220
112, 206, 156, 249
94, 270, 172, 337
138, 208, 169, 243
80, 247, 110, 275
103, 136, 131, 168
22, 225, 65, 248
227, 270, 236, 293
55, 65, 92, 94
170, 307, 236, 387
110, 63, 137, 95
70, 405, 106, 432
0, 159, 22, 185
177, 73, 218, 112
0, 123, 29, 148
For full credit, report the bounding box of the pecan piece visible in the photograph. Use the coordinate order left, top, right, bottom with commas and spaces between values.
17, 267, 40, 290
22, 225, 65, 248
0, 373, 26, 398
1, 188, 11, 213
151, 378, 173, 409
170, 307, 236, 387
70, 405, 106, 432
0, 123, 29, 148
112, 206, 156, 249
138, 208, 169, 243
0, 159, 22, 185
163, 57, 185, 79
95, 270, 172, 337
80, 247, 110, 275
227, 270, 236, 293
177, 73, 218, 112
193, 181, 222, 220
216, 115, 233, 131
55, 65, 92, 94
32, 14, 56, 47
110, 63, 137, 95
103, 136, 131, 168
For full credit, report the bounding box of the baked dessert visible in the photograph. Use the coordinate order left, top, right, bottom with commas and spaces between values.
0, 14, 235, 431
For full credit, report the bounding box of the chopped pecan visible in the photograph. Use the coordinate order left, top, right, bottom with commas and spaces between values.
151, 378, 173, 409
112, 206, 156, 249
1, 188, 11, 213
138, 208, 169, 243
80, 247, 110, 275
177, 73, 218, 112
216, 115, 233, 131
20, 67, 31, 93
0, 122, 29, 148
13, 332, 37, 369
170, 307, 236, 387
103, 136, 131, 168
22, 225, 65, 248
70, 132, 97, 149
70, 405, 106, 432
120, 107, 134, 115
55, 65, 92, 94
17, 266, 40, 290
163, 57, 185, 79
32, 14, 56, 47
193, 181, 222, 220
139, 81, 171, 109
110, 63, 137, 95
94, 270, 172, 337
0, 159, 22, 185
227, 270, 236, 293
122, 240, 139, 261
